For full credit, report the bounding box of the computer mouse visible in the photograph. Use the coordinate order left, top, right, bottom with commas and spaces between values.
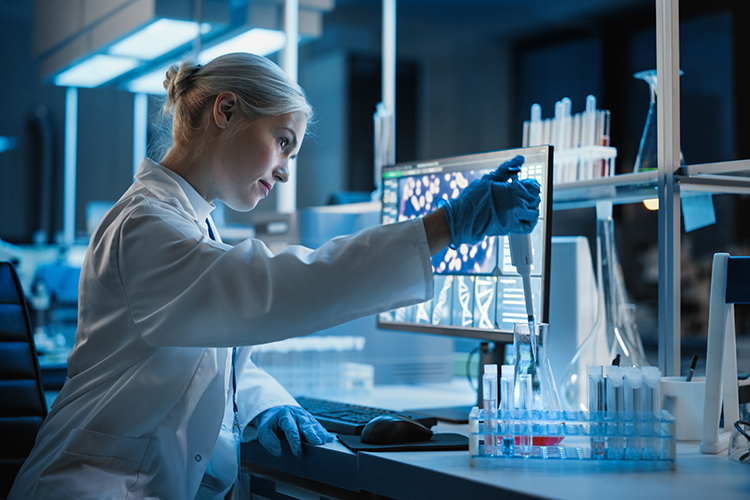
360, 414, 434, 444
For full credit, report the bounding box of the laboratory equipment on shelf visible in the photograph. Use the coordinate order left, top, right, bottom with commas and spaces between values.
522, 95, 616, 183
596, 201, 648, 366
559, 201, 648, 411
632, 69, 685, 173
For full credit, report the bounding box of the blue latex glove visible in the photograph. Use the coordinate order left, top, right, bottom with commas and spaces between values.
252, 405, 334, 457
438, 155, 541, 246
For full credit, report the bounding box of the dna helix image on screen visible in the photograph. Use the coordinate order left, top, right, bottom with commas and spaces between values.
378, 146, 552, 340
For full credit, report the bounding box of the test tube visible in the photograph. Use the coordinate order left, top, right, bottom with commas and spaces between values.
623, 367, 643, 459
517, 373, 533, 457
606, 365, 624, 459
483, 364, 498, 456
500, 364, 515, 457
530, 103, 542, 147
588, 365, 606, 458
522, 120, 530, 148
641, 366, 662, 459
596, 109, 611, 177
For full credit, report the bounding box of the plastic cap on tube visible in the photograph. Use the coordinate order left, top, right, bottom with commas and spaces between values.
606, 366, 624, 385
501, 365, 514, 379
641, 366, 661, 387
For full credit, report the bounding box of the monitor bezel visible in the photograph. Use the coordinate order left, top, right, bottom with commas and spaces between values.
377, 145, 554, 343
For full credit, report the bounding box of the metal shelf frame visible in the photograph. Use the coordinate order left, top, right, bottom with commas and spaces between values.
551, 1, 749, 376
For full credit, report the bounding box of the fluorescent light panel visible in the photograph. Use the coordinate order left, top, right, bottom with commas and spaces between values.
126, 64, 171, 95
109, 19, 211, 61
54, 54, 141, 88
126, 28, 289, 94
198, 28, 287, 63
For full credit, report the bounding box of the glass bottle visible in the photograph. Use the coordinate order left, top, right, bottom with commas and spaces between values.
633, 69, 685, 172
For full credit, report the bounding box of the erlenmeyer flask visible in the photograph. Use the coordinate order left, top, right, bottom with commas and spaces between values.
596, 201, 648, 367
633, 69, 684, 172
559, 307, 609, 411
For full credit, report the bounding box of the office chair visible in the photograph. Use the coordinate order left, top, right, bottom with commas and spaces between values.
0, 262, 48, 498
700, 253, 745, 454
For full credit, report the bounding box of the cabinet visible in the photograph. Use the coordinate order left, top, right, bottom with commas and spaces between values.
551, 0, 750, 376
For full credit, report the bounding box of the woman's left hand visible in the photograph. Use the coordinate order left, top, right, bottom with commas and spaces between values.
252, 405, 334, 456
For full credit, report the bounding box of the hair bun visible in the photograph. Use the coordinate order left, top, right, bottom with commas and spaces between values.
163, 60, 202, 115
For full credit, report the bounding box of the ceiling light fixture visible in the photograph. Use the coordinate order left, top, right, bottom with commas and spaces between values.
109, 18, 211, 61
54, 54, 141, 88
198, 28, 288, 63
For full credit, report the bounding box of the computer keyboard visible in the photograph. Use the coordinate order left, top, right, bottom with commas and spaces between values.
296, 396, 438, 435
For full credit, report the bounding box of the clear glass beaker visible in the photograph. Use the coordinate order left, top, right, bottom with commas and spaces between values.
633, 69, 685, 172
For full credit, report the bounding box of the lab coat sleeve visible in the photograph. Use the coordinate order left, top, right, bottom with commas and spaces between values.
118, 204, 433, 348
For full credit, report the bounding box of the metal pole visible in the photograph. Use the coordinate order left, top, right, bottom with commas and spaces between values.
133, 93, 148, 178
277, 0, 299, 214
382, 0, 396, 162
63, 87, 78, 246
656, 0, 681, 376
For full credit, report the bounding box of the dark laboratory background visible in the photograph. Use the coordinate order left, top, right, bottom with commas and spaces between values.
1, 0, 749, 366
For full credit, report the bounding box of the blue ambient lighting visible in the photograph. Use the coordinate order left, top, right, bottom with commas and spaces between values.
109, 19, 211, 61
54, 55, 141, 88
126, 64, 172, 95
198, 28, 287, 63
125, 28, 289, 94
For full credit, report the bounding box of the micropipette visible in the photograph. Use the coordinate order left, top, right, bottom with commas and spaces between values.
508, 171, 535, 326
509, 232, 534, 318
508, 172, 536, 361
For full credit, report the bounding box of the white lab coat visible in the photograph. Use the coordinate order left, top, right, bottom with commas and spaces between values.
8, 158, 434, 500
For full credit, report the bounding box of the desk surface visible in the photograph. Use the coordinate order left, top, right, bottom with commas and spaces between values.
242, 383, 750, 500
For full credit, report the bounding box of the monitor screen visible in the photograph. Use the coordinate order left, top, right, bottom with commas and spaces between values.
377, 145, 554, 342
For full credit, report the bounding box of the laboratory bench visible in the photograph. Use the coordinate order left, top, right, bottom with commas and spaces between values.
240, 382, 750, 500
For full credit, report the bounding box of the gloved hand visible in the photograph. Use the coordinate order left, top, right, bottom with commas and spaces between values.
438, 155, 541, 247
252, 405, 334, 457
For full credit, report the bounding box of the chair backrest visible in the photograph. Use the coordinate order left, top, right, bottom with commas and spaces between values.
700, 253, 744, 454
0, 261, 48, 498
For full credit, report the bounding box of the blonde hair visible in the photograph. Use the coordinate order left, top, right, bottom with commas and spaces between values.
162, 52, 313, 149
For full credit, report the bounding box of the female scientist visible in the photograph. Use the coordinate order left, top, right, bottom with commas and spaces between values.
8, 52, 540, 500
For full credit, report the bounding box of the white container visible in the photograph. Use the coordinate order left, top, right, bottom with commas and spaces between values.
661, 376, 706, 441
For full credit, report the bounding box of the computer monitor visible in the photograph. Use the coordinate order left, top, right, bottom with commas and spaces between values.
377, 145, 554, 343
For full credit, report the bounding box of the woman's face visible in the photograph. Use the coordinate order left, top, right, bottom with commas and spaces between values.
213, 110, 307, 211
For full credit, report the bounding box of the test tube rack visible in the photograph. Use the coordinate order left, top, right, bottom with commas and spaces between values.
469, 407, 676, 470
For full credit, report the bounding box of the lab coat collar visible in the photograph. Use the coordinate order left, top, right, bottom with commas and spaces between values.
135, 158, 215, 227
